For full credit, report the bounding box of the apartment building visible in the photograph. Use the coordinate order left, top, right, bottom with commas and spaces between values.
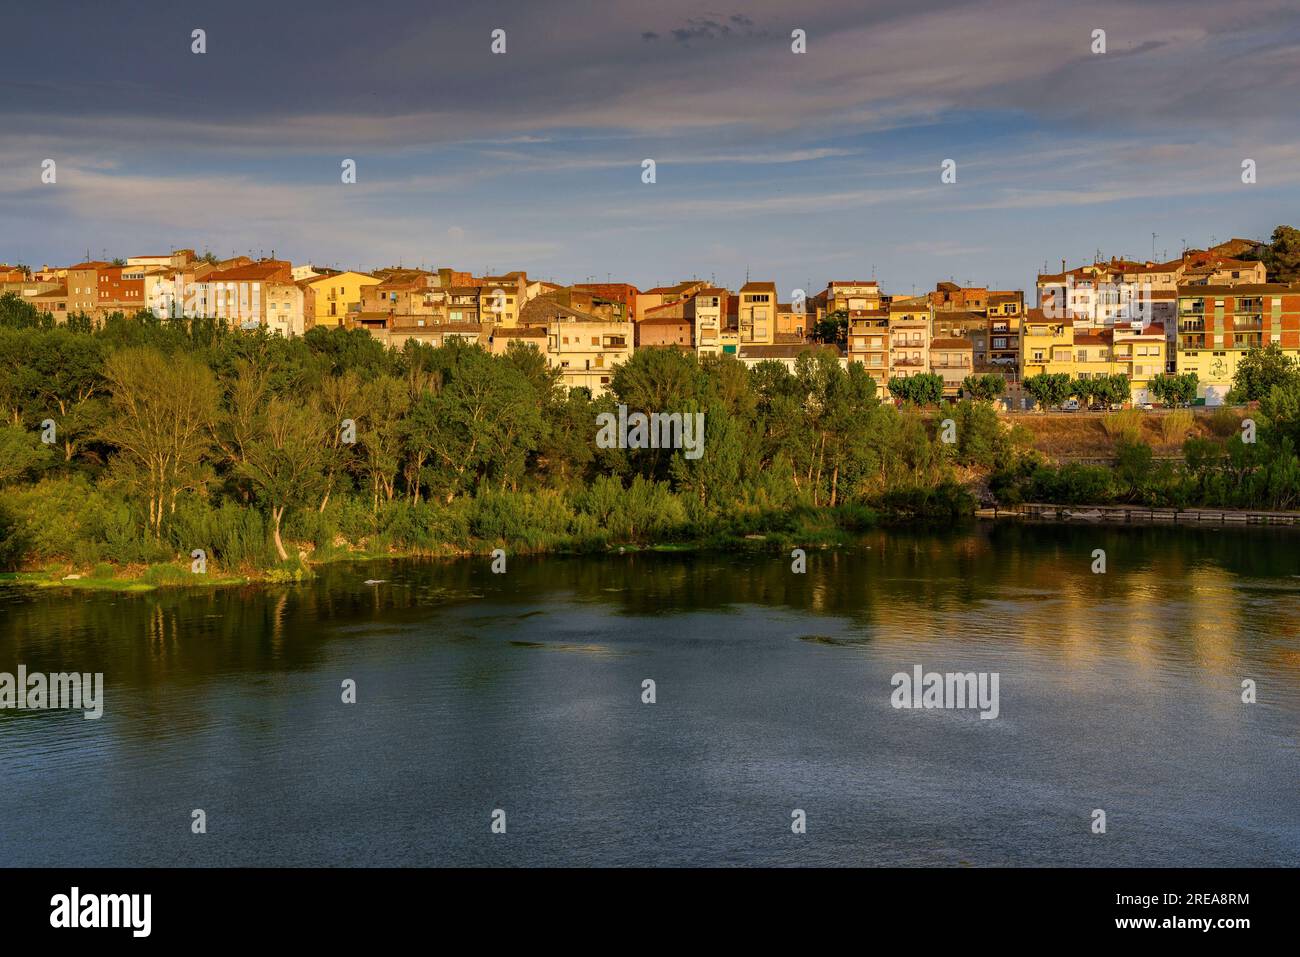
688, 287, 728, 358
848, 308, 890, 393
929, 338, 974, 397
65, 261, 110, 315
191, 261, 313, 334
1176, 283, 1300, 404
826, 281, 883, 314
546, 320, 633, 396
887, 299, 932, 385
1021, 309, 1075, 380
96, 265, 146, 314
478, 272, 528, 327
738, 281, 778, 344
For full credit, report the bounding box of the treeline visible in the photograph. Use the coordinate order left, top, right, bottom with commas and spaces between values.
7, 292, 1300, 577
0, 295, 1014, 574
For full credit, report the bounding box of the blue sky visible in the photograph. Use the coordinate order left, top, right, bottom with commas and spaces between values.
3, 0, 1299, 297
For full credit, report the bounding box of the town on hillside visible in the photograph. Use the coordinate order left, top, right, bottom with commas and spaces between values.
3, 232, 1297, 409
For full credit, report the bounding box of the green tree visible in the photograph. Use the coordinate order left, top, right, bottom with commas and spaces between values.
1022, 373, 1073, 409
888, 373, 943, 406
1229, 344, 1299, 402
1260, 225, 1300, 283
97, 347, 218, 537
234, 396, 331, 561
1149, 372, 1198, 407
960, 373, 1006, 401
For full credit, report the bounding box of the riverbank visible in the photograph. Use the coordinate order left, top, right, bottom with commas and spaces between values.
0, 520, 875, 593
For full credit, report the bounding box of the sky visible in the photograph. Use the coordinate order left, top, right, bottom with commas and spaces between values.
3, 0, 1299, 298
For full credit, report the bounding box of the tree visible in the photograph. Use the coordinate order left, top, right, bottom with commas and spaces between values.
812, 309, 849, 345
960, 373, 1006, 401
1022, 373, 1073, 409
234, 397, 331, 561
1259, 225, 1300, 283
888, 373, 943, 406
98, 347, 218, 537
1229, 344, 1299, 402
1149, 372, 1198, 407
0, 423, 54, 484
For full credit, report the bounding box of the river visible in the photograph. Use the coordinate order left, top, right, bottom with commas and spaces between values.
1, 523, 1297, 866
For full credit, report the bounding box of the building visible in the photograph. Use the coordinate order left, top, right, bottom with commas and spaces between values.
687, 287, 728, 358
304, 271, 381, 327
96, 265, 146, 315
826, 281, 883, 315
191, 261, 313, 335
65, 261, 110, 316
572, 282, 639, 324
636, 313, 693, 349
489, 325, 548, 357
1176, 283, 1300, 404
636, 281, 706, 322
848, 308, 890, 393
929, 338, 974, 397
738, 281, 778, 344
1020, 309, 1074, 381
546, 320, 633, 396
477, 272, 528, 327
887, 298, 932, 386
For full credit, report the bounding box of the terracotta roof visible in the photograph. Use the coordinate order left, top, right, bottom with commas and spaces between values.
740, 281, 778, 292
202, 263, 290, 282
929, 337, 973, 349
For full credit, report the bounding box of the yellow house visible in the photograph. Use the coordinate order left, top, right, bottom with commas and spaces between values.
1020, 309, 1076, 379
304, 271, 381, 327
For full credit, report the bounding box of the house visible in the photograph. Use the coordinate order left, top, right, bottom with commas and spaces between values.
636, 281, 706, 322
636, 313, 693, 349
304, 271, 381, 328
546, 320, 633, 396
738, 281, 778, 344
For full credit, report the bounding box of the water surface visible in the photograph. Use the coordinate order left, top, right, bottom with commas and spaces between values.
2, 523, 1297, 866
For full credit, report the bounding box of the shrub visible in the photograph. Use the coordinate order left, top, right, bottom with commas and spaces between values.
1161, 409, 1195, 446
1101, 409, 1142, 444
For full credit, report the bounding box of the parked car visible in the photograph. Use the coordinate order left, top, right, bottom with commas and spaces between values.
1138, 402, 1155, 411
1088, 402, 1106, 412
1108, 403, 1124, 411
1061, 399, 1080, 412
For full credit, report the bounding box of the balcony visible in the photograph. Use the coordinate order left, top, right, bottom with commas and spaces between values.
892, 357, 924, 367
1179, 319, 1205, 332
1180, 335, 1207, 350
